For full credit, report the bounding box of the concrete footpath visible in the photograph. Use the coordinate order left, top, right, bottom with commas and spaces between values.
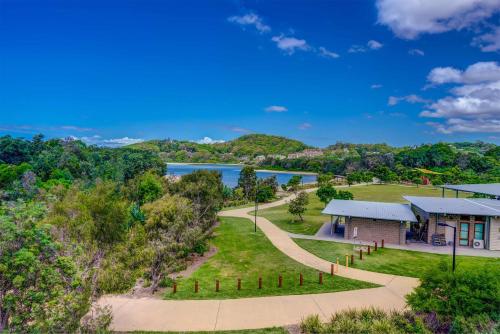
99, 189, 418, 332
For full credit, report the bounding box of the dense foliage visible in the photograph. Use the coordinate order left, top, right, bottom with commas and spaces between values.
0, 135, 223, 331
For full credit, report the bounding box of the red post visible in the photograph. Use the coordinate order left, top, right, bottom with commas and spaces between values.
374, 241, 378, 251
382, 239, 385, 248
216, 280, 219, 292
359, 249, 363, 260
237, 278, 241, 290
258, 277, 262, 289
330, 263, 334, 276
351, 254, 354, 265
195, 280, 199, 293
173, 282, 177, 294
368, 245, 371, 255
278, 275, 282, 288
299, 273, 303, 286
319, 272, 323, 285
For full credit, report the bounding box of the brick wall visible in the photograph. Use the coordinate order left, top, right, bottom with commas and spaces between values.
344, 217, 405, 245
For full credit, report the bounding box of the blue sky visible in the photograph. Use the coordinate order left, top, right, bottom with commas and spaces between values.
1, 0, 500, 147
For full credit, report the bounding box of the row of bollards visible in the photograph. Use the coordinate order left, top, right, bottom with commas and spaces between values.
171, 270, 338, 293
171, 239, 386, 294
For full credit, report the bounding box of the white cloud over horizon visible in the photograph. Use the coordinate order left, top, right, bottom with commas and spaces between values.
194, 136, 225, 144
72, 135, 145, 147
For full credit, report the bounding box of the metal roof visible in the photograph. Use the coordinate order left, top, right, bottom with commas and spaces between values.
403, 196, 500, 216
441, 183, 500, 197
322, 199, 417, 222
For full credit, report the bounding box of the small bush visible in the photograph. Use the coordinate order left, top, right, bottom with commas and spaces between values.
300, 314, 323, 334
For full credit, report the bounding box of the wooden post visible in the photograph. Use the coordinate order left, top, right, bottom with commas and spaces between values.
345, 255, 349, 269
258, 277, 262, 289
195, 280, 199, 293
237, 278, 241, 290
351, 254, 354, 265
381, 239, 385, 248
278, 275, 282, 288
374, 241, 378, 251
318, 272, 323, 284
173, 282, 177, 294
299, 273, 303, 286
368, 245, 371, 255
216, 279, 219, 292
359, 249, 363, 260
330, 263, 334, 276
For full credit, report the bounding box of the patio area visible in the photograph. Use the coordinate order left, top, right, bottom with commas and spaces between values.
290, 222, 500, 258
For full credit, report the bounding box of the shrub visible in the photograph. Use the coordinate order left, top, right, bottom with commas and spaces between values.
406, 262, 500, 321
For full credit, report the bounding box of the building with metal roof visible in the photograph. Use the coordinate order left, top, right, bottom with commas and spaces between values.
440, 183, 500, 197
403, 196, 500, 216
322, 199, 417, 222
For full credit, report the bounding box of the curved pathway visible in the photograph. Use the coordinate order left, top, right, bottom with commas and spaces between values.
99, 190, 418, 332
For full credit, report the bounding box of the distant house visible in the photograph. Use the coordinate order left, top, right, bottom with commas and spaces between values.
268, 154, 286, 160
254, 155, 266, 162
287, 149, 323, 159
322, 183, 500, 250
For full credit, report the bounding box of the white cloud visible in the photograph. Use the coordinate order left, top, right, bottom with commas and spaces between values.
473, 26, 500, 51
367, 40, 383, 50
388, 94, 431, 106
230, 126, 251, 133
73, 135, 144, 147
409, 48, 425, 56
318, 46, 340, 58
194, 137, 225, 144
376, 0, 500, 39
421, 61, 500, 133
348, 45, 366, 53
271, 35, 310, 54
427, 61, 500, 85
228, 13, 271, 33
349, 40, 383, 53
371, 84, 383, 89
298, 122, 312, 130
265, 105, 288, 112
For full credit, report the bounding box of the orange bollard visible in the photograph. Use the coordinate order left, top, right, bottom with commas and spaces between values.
374, 241, 378, 251
258, 277, 262, 289
382, 239, 385, 248
237, 278, 241, 290
216, 279, 219, 292
368, 245, 371, 255
278, 275, 283, 288
319, 272, 323, 284
351, 254, 354, 265
299, 273, 303, 286
359, 249, 363, 260
331, 263, 334, 276
195, 280, 199, 293
173, 282, 177, 294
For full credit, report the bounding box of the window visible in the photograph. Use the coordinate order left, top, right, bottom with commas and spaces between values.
474, 223, 484, 240
459, 223, 469, 246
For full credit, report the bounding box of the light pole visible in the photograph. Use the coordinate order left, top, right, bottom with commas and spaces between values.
254, 180, 259, 233
437, 222, 456, 271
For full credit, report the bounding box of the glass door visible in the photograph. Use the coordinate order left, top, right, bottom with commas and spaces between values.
459, 223, 469, 246
474, 223, 484, 240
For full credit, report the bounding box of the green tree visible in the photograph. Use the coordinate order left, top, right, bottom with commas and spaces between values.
288, 191, 309, 222
287, 175, 302, 192
316, 184, 337, 207
142, 195, 196, 293
0, 203, 94, 332
237, 166, 257, 199
126, 170, 166, 205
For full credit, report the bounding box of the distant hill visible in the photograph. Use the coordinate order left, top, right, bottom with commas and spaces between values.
127, 134, 310, 163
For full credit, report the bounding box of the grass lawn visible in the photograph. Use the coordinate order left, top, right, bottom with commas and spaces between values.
255, 193, 326, 235
256, 184, 465, 235
293, 238, 500, 278
134, 328, 287, 334
341, 184, 464, 203
164, 217, 377, 300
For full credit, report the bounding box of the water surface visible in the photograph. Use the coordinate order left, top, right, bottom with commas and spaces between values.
167, 163, 316, 188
